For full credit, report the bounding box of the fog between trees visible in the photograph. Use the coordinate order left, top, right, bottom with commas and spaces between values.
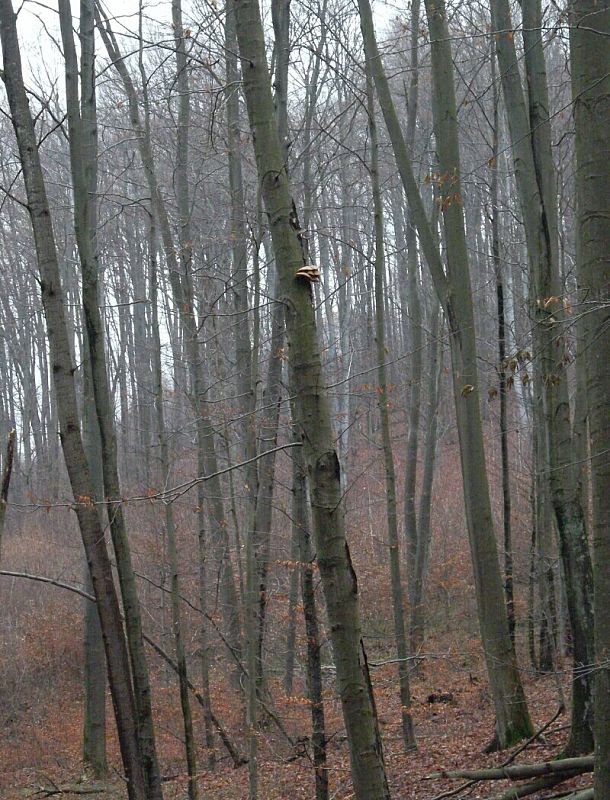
0, 0, 608, 798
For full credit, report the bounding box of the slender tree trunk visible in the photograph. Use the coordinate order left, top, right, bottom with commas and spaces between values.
358, 0, 533, 747
292, 437, 328, 800
226, 7, 261, 787
402, 0, 422, 594
82, 346, 107, 779
197, 497, 217, 768
150, 213, 199, 800
410, 303, 442, 650
225, 16, 260, 793
59, 4, 163, 790
367, 71, 416, 753
0, 428, 15, 562
0, 8, 147, 795
423, 0, 531, 745
283, 514, 300, 696
168, 6, 201, 795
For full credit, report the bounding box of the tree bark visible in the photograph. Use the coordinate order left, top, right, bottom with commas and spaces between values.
489, 57, 515, 644
358, 0, 533, 746
59, 3, 163, 790
367, 70, 416, 752
410, 303, 442, 650
232, 0, 391, 793
292, 437, 328, 800
491, 0, 595, 752
82, 344, 107, 779
0, 6, 146, 795
569, 0, 610, 790
402, 0, 422, 596
0, 428, 15, 562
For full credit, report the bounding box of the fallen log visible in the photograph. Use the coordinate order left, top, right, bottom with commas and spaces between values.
429, 707, 566, 800
425, 755, 593, 782
485, 784, 594, 800
482, 772, 582, 800
29, 783, 105, 797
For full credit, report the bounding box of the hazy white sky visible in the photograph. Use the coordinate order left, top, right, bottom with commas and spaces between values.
14, 0, 398, 86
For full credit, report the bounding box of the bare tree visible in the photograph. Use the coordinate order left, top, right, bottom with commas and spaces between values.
0, 5, 148, 794
232, 0, 391, 793
358, 0, 533, 747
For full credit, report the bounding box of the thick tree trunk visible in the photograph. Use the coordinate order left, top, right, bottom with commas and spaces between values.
232, 0, 390, 794
569, 0, 610, 791
490, 62, 515, 644
491, 0, 595, 752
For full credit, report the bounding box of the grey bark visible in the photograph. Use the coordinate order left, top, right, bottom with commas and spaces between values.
82, 345, 107, 779
59, 3, 163, 790
232, 0, 391, 793
569, 0, 610, 789
410, 302, 442, 650
402, 0, 422, 596
0, 6, 147, 795
168, 5, 200, 794
292, 438, 328, 800
490, 57, 514, 644
358, 0, 533, 747
367, 71, 416, 752
490, 0, 595, 752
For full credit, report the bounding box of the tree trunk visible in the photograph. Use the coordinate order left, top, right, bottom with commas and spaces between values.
59, 4, 163, 790
491, 0, 595, 752
402, 0, 422, 595
367, 70, 416, 752
490, 58, 515, 644
292, 438, 328, 800
82, 343, 107, 779
410, 303, 442, 650
0, 428, 15, 562
570, 0, 610, 790
0, 7, 147, 795
232, 0, 391, 793
358, 0, 533, 747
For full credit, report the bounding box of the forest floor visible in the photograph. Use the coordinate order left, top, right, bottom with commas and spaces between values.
1, 636, 592, 800
0, 441, 591, 799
